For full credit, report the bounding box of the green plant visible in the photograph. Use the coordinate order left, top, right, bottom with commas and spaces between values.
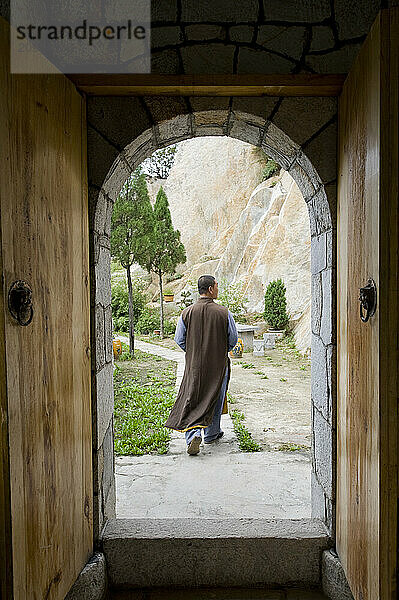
163, 288, 174, 295
263, 279, 289, 330
111, 279, 147, 333
217, 280, 248, 321
240, 362, 255, 369
178, 289, 194, 310
277, 443, 309, 452
136, 307, 176, 336
261, 159, 280, 181
230, 409, 261, 452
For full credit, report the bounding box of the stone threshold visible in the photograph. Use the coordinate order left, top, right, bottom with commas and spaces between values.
102, 518, 331, 590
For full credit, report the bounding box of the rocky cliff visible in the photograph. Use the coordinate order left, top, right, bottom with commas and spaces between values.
147, 137, 311, 352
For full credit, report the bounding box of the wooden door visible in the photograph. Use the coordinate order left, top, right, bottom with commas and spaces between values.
0, 18, 93, 599
337, 9, 398, 600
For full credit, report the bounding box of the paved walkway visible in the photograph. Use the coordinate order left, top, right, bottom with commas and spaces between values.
116, 336, 311, 519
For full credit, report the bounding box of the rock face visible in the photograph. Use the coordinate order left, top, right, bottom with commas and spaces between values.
147, 137, 311, 352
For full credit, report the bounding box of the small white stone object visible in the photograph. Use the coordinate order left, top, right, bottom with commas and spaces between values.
253, 339, 264, 356
263, 332, 276, 349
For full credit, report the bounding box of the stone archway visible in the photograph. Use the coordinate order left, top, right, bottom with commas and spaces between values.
90, 107, 335, 543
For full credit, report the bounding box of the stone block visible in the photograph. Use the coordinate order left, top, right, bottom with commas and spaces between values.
263, 0, 331, 22
102, 155, 131, 203
88, 97, 151, 153
229, 116, 263, 147
65, 552, 107, 600
311, 470, 327, 522
334, 0, 380, 40
257, 25, 306, 61
193, 109, 229, 127
151, 26, 183, 48
289, 161, 318, 202
103, 518, 330, 588
104, 305, 113, 364
194, 125, 225, 137
231, 96, 279, 121
104, 476, 116, 521
152, 1, 178, 22
96, 362, 114, 449
311, 273, 322, 336
124, 129, 155, 170
87, 126, 119, 191
322, 550, 354, 600
181, 44, 235, 74
263, 122, 299, 170
326, 229, 334, 269
102, 420, 115, 497
303, 121, 337, 185
309, 188, 332, 236
310, 26, 336, 52
95, 305, 105, 372
274, 97, 337, 149
311, 233, 327, 274
320, 269, 333, 346
143, 96, 189, 123
189, 96, 230, 111
182, 1, 258, 22
157, 114, 192, 145
185, 24, 225, 40
237, 47, 294, 74
327, 345, 336, 430
311, 334, 329, 422
324, 182, 337, 232
306, 43, 362, 74
93, 190, 108, 236
313, 407, 333, 498
151, 49, 181, 74
229, 25, 254, 42
293, 151, 322, 199
95, 246, 112, 307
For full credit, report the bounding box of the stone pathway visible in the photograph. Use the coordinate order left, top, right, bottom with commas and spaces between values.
116, 336, 311, 519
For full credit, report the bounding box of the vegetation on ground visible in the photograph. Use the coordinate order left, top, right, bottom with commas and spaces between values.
113, 345, 176, 455
228, 397, 261, 452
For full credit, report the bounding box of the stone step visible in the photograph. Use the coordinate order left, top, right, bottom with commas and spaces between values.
102, 518, 331, 590
107, 588, 329, 599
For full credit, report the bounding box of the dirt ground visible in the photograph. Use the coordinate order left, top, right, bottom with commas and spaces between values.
136, 334, 311, 455
229, 346, 311, 454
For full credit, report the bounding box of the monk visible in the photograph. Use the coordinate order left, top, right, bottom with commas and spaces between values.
165, 275, 238, 455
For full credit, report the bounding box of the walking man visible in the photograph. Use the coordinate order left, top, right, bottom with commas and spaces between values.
165, 275, 238, 455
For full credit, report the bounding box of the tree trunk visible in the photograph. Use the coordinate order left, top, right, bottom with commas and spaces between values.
126, 265, 135, 356
159, 270, 164, 339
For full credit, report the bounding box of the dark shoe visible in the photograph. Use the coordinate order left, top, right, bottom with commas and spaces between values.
204, 431, 224, 444
187, 436, 201, 455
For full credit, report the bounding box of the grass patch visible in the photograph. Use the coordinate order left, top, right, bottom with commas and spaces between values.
239, 362, 255, 369
113, 349, 176, 455
229, 408, 261, 452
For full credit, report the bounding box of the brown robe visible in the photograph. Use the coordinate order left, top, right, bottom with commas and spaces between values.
165, 297, 231, 432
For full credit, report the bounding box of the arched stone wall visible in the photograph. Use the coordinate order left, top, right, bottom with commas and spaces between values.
88, 101, 337, 542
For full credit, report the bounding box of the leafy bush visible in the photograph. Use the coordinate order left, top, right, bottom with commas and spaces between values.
263, 279, 289, 330
136, 306, 176, 336
230, 409, 261, 452
217, 280, 247, 321
261, 159, 280, 181
111, 278, 147, 332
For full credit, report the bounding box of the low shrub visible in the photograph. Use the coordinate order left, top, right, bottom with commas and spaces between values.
111, 278, 147, 332
263, 279, 289, 330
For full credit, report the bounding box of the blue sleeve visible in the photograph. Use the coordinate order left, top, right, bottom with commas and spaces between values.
174, 315, 187, 352
227, 311, 238, 351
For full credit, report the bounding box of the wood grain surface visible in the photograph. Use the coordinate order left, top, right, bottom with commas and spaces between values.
0, 18, 92, 600
337, 9, 398, 600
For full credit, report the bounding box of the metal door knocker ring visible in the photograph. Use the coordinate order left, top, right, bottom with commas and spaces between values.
8, 280, 34, 326
359, 278, 377, 323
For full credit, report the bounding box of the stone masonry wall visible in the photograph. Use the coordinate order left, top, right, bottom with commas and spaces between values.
88, 98, 337, 540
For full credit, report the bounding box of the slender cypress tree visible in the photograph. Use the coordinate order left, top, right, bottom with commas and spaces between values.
144, 186, 186, 338
111, 170, 154, 354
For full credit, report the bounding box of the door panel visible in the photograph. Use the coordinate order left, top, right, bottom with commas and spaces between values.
0, 18, 92, 599
337, 10, 398, 600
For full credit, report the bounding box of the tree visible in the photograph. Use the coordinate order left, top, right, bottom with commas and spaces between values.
141, 145, 177, 179
263, 279, 289, 330
144, 186, 186, 338
111, 170, 154, 354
